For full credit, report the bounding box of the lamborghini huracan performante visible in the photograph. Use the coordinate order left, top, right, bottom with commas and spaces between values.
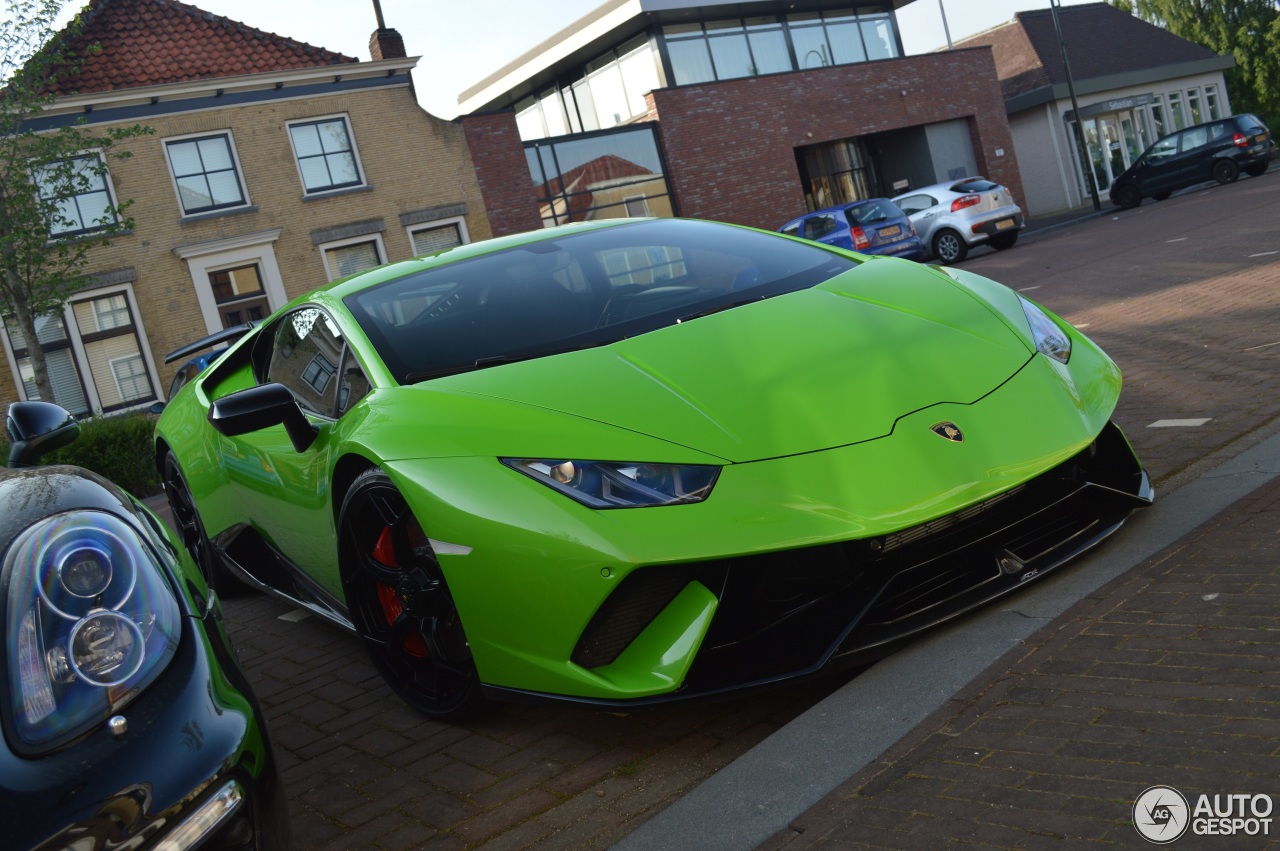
154, 218, 1152, 721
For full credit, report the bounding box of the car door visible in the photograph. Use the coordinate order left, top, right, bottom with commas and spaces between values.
1138, 134, 1181, 193
218, 306, 369, 586
1169, 125, 1211, 188
894, 193, 939, 243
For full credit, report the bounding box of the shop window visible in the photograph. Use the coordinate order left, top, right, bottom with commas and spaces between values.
287, 116, 364, 194
1187, 89, 1203, 125
164, 132, 248, 215
1168, 92, 1186, 131
33, 153, 118, 238
1204, 84, 1222, 121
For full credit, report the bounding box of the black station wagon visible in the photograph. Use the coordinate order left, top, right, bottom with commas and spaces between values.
1110, 113, 1275, 208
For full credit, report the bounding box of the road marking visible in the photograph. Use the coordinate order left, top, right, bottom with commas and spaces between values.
1167, 237, 1188, 242
279, 609, 312, 623
1017, 285, 1040, 292
1075, 323, 1090, 329
1148, 418, 1212, 428
1245, 340, 1280, 351
1248, 250, 1278, 258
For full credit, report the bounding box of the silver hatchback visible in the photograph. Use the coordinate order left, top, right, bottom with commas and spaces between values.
892, 178, 1024, 264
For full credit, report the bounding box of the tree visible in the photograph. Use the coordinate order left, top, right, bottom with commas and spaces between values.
1111, 0, 1280, 127
0, 0, 150, 407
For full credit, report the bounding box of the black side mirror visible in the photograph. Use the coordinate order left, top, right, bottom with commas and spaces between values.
208, 383, 318, 453
6, 401, 80, 468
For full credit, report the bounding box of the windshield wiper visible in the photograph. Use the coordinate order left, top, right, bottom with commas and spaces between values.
406, 338, 622, 383
676, 295, 766, 324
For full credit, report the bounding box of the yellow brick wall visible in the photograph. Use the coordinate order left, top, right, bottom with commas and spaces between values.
2, 81, 492, 411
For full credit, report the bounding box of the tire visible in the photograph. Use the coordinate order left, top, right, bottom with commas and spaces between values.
1245, 163, 1269, 178
931, 229, 968, 264
1212, 159, 1239, 185
1152, 192, 1171, 201
339, 468, 489, 722
987, 232, 1018, 251
162, 450, 244, 596
1113, 184, 1142, 209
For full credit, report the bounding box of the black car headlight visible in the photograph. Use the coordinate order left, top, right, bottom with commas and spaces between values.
1019, 295, 1071, 364
3, 511, 181, 753
502, 459, 720, 508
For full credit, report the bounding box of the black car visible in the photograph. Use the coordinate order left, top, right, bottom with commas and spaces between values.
0, 402, 288, 850
1110, 113, 1275, 208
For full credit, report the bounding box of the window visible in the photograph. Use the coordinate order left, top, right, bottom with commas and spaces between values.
1187, 89, 1203, 125
164, 133, 247, 215
1150, 94, 1168, 139
267, 307, 346, 417
1147, 136, 1178, 161
1180, 126, 1208, 151
409, 219, 468, 256
803, 213, 838, 240
33, 153, 119, 237
894, 194, 936, 216
3, 287, 157, 414
320, 235, 386, 282
624, 195, 651, 217
525, 126, 674, 227
1167, 92, 1186, 131
1204, 84, 1222, 121
288, 116, 364, 194
209, 263, 270, 328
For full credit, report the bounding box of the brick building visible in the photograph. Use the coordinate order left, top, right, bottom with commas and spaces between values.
955, 3, 1235, 215
2, 0, 490, 415
455, 0, 1024, 237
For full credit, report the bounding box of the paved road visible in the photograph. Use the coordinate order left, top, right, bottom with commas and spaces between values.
211, 170, 1280, 850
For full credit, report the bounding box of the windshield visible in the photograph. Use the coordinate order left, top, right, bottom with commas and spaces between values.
344, 219, 858, 384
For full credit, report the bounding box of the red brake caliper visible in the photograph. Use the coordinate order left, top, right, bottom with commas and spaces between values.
371, 525, 429, 658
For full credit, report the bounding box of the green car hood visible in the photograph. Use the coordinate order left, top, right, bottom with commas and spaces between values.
428, 259, 1036, 463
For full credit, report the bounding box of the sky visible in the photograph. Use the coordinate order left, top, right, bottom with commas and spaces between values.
52, 0, 1106, 119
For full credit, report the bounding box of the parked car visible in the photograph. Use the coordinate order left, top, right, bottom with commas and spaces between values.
893, 178, 1025, 264
1110, 113, 1275, 209
1, 401, 288, 850
155, 217, 1151, 722
778, 198, 925, 261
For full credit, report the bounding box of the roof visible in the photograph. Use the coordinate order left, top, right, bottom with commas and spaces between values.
954, 3, 1230, 106
45, 0, 358, 96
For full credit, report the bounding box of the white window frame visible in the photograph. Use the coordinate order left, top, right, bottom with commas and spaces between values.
173, 229, 287, 336
161, 129, 252, 217
319, 233, 387, 282
405, 215, 470, 257
1, 281, 162, 414
285, 113, 368, 197
107, 352, 149, 402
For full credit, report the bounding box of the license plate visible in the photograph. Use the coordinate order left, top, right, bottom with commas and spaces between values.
995, 218, 1014, 231
1259, 132, 1270, 143
879, 225, 901, 238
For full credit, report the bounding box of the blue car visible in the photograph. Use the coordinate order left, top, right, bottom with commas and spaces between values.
779, 198, 925, 261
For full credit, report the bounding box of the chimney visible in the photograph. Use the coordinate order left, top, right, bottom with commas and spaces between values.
369, 27, 406, 60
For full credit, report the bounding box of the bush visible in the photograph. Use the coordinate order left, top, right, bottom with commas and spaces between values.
1, 411, 160, 498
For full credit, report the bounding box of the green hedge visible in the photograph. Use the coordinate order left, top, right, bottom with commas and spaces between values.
1, 411, 160, 498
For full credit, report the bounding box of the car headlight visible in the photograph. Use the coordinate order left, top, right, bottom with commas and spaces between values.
1019, 295, 1071, 364
502, 459, 720, 508
3, 510, 181, 753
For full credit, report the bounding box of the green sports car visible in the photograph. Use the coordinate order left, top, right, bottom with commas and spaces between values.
154, 217, 1152, 720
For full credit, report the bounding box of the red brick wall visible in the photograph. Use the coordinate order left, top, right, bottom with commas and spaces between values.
649, 47, 1025, 231
460, 112, 543, 237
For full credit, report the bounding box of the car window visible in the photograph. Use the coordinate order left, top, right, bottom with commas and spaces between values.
1209, 121, 1231, 141
895, 194, 935, 215
1180, 126, 1209, 151
335, 346, 370, 417
1147, 136, 1178, 161
266, 307, 346, 417
780, 222, 800, 237
803, 214, 839, 240
1238, 114, 1266, 134
846, 199, 905, 224
951, 178, 998, 193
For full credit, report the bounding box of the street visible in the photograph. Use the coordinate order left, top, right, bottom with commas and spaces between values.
219, 170, 1280, 850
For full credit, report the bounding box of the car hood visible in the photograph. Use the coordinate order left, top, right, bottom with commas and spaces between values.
427, 258, 1035, 463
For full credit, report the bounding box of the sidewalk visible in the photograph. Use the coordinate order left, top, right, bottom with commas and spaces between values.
764, 472, 1280, 847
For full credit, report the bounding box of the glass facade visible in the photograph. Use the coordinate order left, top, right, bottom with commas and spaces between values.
514, 5, 899, 142
525, 127, 673, 227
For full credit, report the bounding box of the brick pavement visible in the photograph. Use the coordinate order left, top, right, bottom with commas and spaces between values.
763, 469, 1280, 849
147, 171, 1280, 849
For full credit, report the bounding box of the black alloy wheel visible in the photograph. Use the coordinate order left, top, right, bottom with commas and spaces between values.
1114, 184, 1142, 209
988, 232, 1018, 251
1245, 163, 1269, 178
931, 229, 968, 264
339, 467, 488, 721
162, 450, 243, 595
1212, 159, 1239, 185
